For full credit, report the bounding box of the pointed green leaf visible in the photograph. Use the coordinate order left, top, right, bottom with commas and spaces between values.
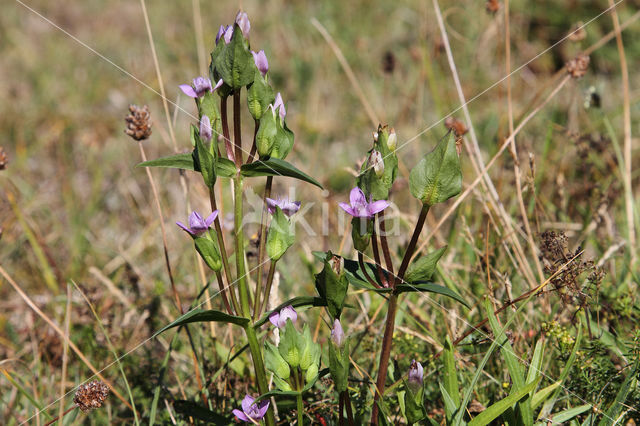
405, 246, 447, 283
153, 309, 249, 337
266, 206, 295, 261
396, 282, 469, 308
241, 158, 323, 189
442, 337, 460, 419
315, 251, 349, 319
137, 152, 196, 170
194, 237, 222, 272
409, 133, 462, 206
468, 379, 540, 426
213, 24, 254, 89
247, 70, 275, 120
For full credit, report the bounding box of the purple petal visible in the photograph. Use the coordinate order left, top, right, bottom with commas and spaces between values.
331, 319, 344, 347
188, 211, 204, 229
241, 395, 255, 413
281, 201, 301, 217
349, 187, 366, 209
176, 221, 195, 236
367, 200, 390, 216
199, 115, 212, 142
213, 79, 224, 91
279, 306, 297, 327
179, 84, 198, 98
273, 92, 286, 120
339, 202, 356, 217
215, 25, 225, 44
256, 400, 270, 418
235, 11, 251, 37
223, 25, 234, 44
205, 211, 218, 227
268, 311, 280, 327
252, 50, 269, 76
266, 197, 278, 214
232, 409, 249, 422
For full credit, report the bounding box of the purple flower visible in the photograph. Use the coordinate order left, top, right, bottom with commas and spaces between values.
176, 211, 218, 237
235, 11, 251, 38
408, 360, 423, 385
232, 394, 269, 423
339, 187, 390, 218
215, 25, 226, 44
272, 92, 286, 121
269, 305, 297, 328
252, 50, 269, 76
266, 197, 300, 217
199, 115, 212, 142
331, 319, 344, 347
215, 25, 234, 45
179, 77, 223, 98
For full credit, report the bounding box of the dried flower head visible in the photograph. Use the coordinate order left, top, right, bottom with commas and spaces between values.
73, 381, 109, 412
0, 147, 8, 170
566, 53, 590, 79
568, 22, 586, 42
486, 0, 500, 14
124, 105, 152, 141
444, 117, 468, 138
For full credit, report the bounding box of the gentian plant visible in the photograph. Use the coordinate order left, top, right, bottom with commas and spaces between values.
139, 10, 467, 425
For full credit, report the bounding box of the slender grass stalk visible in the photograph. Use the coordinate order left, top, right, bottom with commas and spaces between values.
257, 261, 277, 320
220, 96, 235, 162
57, 284, 72, 426
209, 189, 239, 314
371, 204, 429, 424
247, 119, 259, 163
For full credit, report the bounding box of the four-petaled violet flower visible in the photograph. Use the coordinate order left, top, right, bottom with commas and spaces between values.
176, 211, 218, 237
252, 50, 269, 76
269, 305, 297, 328
179, 77, 223, 98
266, 197, 300, 217
235, 11, 251, 38
408, 359, 423, 385
232, 394, 269, 423
331, 319, 345, 347
199, 115, 212, 142
339, 187, 390, 218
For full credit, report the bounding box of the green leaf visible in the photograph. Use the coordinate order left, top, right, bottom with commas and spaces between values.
194, 237, 222, 272
247, 70, 275, 120
266, 206, 295, 261
256, 109, 278, 157
531, 382, 560, 409
199, 91, 223, 144
526, 338, 545, 394
216, 158, 237, 177
409, 132, 462, 206
551, 404, 591, 423
396, 282, 469, 308
328, 339, 350, 392
468, 379, 540, 426
241, 157, 323, 189
314, 251, 349, 319
265, 341, 291, 381
356, 125, 399, 200
442, 337, 460, 421
193, 125, 216, 188
213, 24, 254, 89
173, 400, 233, 425
438, 383, 461, 425
405, 246, 447, 283
137, 152, 195, 170
598, 357, 638, 426
153, 309, 249, 337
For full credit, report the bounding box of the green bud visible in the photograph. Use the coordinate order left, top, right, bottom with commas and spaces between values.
265, 342, 290, 380
305, 363, 318, 384
351, 217, 372, 252
256, 108, 278, 158
193, 236, 222, 272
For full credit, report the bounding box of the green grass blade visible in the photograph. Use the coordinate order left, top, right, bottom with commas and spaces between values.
468, 378, 540, 426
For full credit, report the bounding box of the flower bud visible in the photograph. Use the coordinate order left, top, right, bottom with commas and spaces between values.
235, 11, 250, 38
370, 150, 384, 177
331, 319, 345, 347
199, 115, 212, 142
305, 363, 319, 383
408, 359, 423, 386
387, 128, 397, 151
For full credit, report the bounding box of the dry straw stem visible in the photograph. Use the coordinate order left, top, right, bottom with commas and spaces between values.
58, 284, 72, 426
432, 0, 538, 288
608, 0, 636, 266
0, 266, 133, 410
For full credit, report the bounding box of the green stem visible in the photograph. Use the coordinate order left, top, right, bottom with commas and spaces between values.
371, 204, 430, 425
297, 391, 304, 426
233, 175, 251, 317
233, 90, 243, 167
209, 190, 239, 314
378, 209, 394, 276
253, 176, 273, 320
244, 325, 276, 426
358, 252, 380, 288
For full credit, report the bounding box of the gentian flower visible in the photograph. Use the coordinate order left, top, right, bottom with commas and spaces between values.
252, 50, 269, 76
176, 211, 218, 237
331, 319, 344, 347
179, 77, 223, 98
272, 92, 286, 121
387, 128, 397, 151
235, 11, 251, 38
369, 150, 384, 177
266, 197, 300, 217
339, 187, 390, 218
215, 25, 234, 45
199, 115, 212, 142
232, 394, 269, 423
269, 305, 297, 328
408, 360, 423, 385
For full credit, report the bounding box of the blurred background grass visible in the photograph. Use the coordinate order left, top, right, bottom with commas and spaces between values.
1, 0, 639, 424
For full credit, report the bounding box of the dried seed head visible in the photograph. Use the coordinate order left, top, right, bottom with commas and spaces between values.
568, 22, 586, 42
486, 0, 500, 14
124, 104, 152, 141
73, 381, 109, 412
0, 147, 8, 170
444, 117, 469, 138
566, 53, 590, 79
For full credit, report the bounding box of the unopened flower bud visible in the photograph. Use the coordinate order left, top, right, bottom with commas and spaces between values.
370, 150, 384, 177
408, 359, 423, 386
373, 132, 379, 142
235, 11, 250, 38
331, 319, 345, 347
387, 128, 397, 151
199, 115, 212, 142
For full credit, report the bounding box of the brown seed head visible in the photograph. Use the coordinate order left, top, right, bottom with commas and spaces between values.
486, 0, 500, 14
0, 147, 8, 170
566, 53, 590, 79
444, 117, 469, 138
73, 381, 109, 412
125, 104, 152, 141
